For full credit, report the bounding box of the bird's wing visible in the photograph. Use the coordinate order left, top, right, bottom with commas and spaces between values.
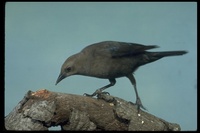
88, 41, 159, 58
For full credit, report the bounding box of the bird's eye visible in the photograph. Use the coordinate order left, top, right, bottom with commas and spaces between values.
65, 67, 71, 72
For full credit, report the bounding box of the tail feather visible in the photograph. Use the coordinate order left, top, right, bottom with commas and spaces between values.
151, 51, 188, 58
141, 50, 188, 65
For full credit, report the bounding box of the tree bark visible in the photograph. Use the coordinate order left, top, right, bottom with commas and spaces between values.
5, 89, 181, 131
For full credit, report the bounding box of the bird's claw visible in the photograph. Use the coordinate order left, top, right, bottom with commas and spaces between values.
83, 93, 95, 97
137, 104, 147, 111
83, 90, 110, 97
100, 91, 110, 95
136, 97, 147, 112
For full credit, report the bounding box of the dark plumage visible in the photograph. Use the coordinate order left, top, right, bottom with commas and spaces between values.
56, 41, 187, 110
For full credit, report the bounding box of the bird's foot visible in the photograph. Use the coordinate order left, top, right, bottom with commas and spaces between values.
98, 91, 110, 96
135, 97, 147, 112
84, 92, 95, 97
84, 89, 110, 97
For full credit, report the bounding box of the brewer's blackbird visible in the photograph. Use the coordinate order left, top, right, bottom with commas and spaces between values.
56, 41, 187, 110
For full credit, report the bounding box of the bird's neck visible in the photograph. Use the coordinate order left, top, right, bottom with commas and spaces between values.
74, 52, 92, 75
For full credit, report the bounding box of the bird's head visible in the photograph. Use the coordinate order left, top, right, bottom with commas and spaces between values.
55, 54, 78, 85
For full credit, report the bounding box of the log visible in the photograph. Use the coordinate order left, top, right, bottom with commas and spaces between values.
5, 89, 181, 131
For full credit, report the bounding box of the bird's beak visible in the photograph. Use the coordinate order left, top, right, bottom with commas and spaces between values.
55, 73, 65, 85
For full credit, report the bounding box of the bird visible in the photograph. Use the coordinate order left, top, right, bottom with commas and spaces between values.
55, 41, 187, 110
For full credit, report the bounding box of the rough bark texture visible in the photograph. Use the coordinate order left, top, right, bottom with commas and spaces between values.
5, 89, 181, 131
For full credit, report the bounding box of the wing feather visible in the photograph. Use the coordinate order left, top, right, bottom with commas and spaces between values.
82, 41, 158, 58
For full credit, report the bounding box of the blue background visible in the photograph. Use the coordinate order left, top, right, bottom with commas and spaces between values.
5, 2, 197, 130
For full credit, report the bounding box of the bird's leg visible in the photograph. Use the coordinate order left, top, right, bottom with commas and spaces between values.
84, 79, 116, 97
127, 74, 147, 111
